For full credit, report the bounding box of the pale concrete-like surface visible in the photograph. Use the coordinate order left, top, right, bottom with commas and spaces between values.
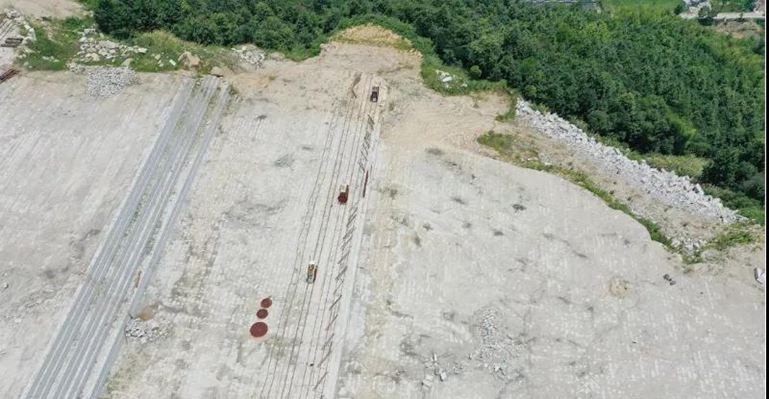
0, 72, 183, 398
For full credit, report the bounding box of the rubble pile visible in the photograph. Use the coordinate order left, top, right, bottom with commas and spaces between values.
468, 307, 524, 380
124, 318, 168, 344
76, 28, 146, 63
70, 65, 137, 97
516, 99, 740, 234
232, 45, 265, 67
421, 352, 463, 389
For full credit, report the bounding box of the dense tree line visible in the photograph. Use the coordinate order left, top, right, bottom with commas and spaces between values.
93, 0, 765, 202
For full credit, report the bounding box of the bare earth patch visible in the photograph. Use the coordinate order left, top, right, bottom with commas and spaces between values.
332, 24, 414, 51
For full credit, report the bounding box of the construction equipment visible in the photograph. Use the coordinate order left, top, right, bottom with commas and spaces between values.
306, 263, 318, 284
337, 184, 350, 204
0, 67, 18, 83
370, 86, 379, 103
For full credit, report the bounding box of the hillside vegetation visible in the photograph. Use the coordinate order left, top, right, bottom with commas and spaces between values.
91, 0, 765, 210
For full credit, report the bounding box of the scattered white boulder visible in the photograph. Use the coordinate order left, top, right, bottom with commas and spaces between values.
75, 28, 148, 65
232, 45, 265, 67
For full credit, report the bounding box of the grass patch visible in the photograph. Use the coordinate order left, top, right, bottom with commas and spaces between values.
128, 31, 235, 73
20, 18, 89, 70
478, 131, 514, 152
18, 15, 234, 73
685, 220, 759, 262
703, 184, 765, 224
706, 221, 756, 251
644, 153, 709, 179
331, 24, 414, 50
478, 131, 673, 248
591, 134, 708, 181
531, 103, 551, 114
710, 0, 758, 13
495, 91, 518, 122
76, 0, 100, 11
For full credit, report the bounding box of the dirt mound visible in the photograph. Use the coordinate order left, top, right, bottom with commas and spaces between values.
332, 24, 414, 50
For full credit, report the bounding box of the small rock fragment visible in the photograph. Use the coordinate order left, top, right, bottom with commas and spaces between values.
755, 268, 766, 285
209, 66, 225, 77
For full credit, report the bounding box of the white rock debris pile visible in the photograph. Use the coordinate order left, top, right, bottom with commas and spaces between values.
469, 307, 523, 380
516, 100, 740, 225
436, 69, 453, 84
70, 65, 137, 97
124, 318, 168, 344
76, 28, 146, 63
232, 45, 265, 67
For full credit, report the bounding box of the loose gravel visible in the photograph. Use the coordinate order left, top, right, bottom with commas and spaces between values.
70, 65, 137, 97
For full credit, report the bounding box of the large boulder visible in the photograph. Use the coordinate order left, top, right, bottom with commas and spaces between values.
209, 66, 225, 77
178, 51, 200, 70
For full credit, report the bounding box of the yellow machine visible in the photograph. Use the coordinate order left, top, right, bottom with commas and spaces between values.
306, 263, 318, 283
